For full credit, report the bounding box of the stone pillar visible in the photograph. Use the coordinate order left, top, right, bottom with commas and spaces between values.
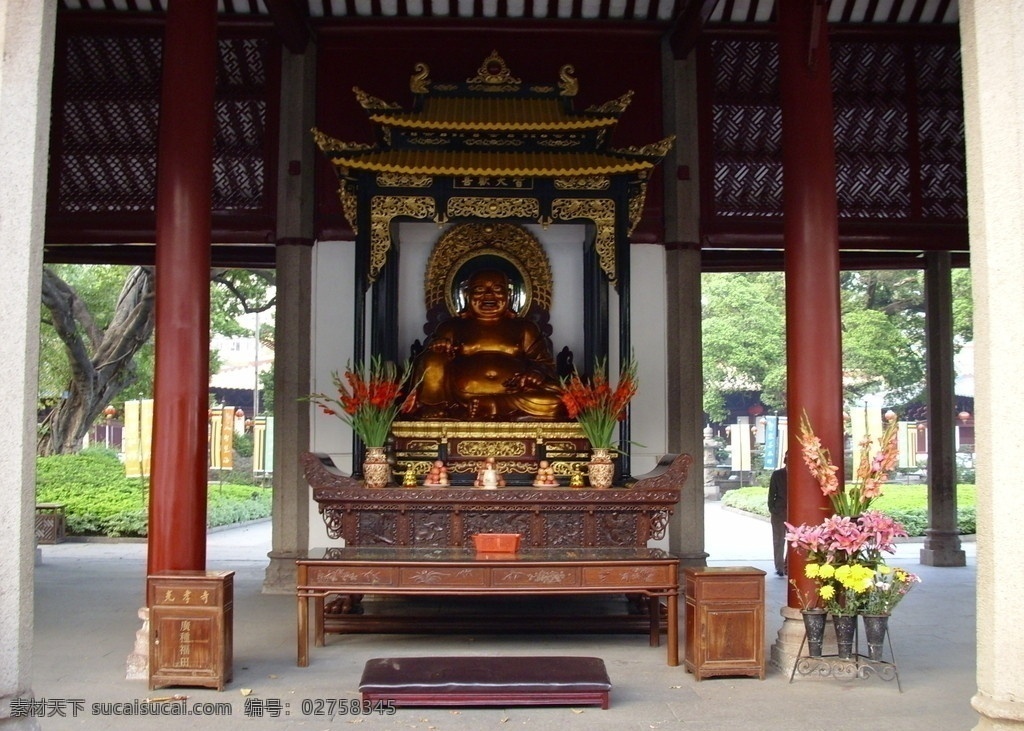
148, 0, 218, 575
961, 2, 1024, 727
264, 242, 312, 592
921, 251, 966, 567
263, 44, 315, 594
0, 2, 55, 726
772, 0, 844, 672
663, 43, 707, 567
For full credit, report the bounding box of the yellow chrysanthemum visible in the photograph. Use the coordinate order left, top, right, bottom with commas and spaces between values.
878, 564, 893, 575
805, 563, 820, 579
817, 564, 835, 579
819, 585, 836, 601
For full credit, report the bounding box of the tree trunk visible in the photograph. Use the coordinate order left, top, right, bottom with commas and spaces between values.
38, 266, 156, 455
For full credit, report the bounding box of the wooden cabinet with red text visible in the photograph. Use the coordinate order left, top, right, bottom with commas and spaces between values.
148, 570, 234, 691
683, 566, 765, 680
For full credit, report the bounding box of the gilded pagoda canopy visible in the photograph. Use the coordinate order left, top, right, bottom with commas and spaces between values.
313, 51, 673, 285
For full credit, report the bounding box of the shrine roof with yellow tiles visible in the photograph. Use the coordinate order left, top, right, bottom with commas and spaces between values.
369, 97, 619, 132
323, 149, 656, 176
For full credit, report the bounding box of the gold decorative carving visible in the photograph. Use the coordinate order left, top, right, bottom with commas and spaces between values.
467, 50, 521, 90
465, 136, 523, 147
529, 85, 555, 93
377, 173, 433, 188
586, 90, 634, 115
544, 440, 582, 453
422, 222, 553, 316
434, 83, 457, 91
397, 461, 432, 476
552, 198, 617, 285
469, 83, 522, 93
405, 440, 440, 452
456, 441, 528, 458
537, 137, 580, 148
554, 176, 611, 190
628, 182, 648, 235
311, 127, 374, 154
551, 461, 581, 477
559, 64, 579, 97
368, 196, 436, 283
339, 182, 359, 235
500, 463, 536, 474
392, 420, 582, 440
407, 134, 452, 146
614, 135, 676, 158
353, 86, 402, 111
410, 62, 431, 94
446, 197, 539, 219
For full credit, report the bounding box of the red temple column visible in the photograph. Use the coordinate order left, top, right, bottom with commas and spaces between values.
777, 0, 844, 607
147, 1, 218, 574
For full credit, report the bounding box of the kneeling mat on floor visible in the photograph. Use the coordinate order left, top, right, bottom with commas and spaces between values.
359, 655, 612, 709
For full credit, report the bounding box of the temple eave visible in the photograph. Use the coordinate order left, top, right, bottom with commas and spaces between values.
368, 116, 619, 132
328, 157, 656, 177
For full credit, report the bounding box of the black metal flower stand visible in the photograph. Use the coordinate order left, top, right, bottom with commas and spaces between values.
789, 616, 902, 691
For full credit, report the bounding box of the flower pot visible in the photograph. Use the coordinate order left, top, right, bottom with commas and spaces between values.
832, 614, 857, 660
801, 609, 827, 657
587, 447, 614, 489
861, 613, 890, 661
363, 446, 390, 488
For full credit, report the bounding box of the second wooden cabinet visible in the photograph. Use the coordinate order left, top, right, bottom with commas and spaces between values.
683, 566, 765, 680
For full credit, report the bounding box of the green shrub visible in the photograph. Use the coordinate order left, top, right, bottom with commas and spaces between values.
720, 487, 770, 518
720, 484, 976, 537
233, 432, 254, 458
37, 451, 271, 537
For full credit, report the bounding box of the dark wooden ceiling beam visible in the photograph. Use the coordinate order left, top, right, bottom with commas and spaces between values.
667, 0, 721, 58
265, 0, 311, 53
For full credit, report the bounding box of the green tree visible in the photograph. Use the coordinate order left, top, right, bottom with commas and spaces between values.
702, 267, 972, 421
38, 265, 274, 455
701, 272, 786, 421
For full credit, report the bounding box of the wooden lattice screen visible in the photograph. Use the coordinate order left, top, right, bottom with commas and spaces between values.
49, 31, 273, 219
708, 37, 965, 226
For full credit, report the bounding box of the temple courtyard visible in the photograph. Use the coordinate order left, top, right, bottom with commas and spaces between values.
31, 502, 977, 730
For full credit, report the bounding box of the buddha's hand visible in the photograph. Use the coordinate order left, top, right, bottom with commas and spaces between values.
427, 337, 456, 356
504, 371, 544, 391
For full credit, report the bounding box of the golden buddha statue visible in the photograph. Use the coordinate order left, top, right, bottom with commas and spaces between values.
410, 269, 567, 421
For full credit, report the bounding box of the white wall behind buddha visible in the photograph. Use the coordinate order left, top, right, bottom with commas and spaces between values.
307, 233, 669, 547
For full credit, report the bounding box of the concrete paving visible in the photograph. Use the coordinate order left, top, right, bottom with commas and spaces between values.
30, 502, 978, 730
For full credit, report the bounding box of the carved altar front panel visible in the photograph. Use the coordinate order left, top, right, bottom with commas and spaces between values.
304, 452, 689, 550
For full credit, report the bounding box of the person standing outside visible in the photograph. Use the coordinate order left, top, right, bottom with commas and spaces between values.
767, 453, 788, 577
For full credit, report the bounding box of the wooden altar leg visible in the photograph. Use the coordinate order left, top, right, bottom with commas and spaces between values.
667, 592, 679, 667
297, 593, 309, 667
315, 595, 325, 647
648, 595, 660, 647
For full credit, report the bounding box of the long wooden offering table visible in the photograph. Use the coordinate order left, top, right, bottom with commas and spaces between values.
303, 452, 689, 549
296, 547, 680, 667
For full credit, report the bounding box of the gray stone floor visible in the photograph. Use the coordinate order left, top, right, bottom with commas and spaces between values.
30, 503, 978, 730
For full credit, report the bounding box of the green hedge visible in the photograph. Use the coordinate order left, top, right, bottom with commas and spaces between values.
36, 448, 271, 538
720, 483, 976, 537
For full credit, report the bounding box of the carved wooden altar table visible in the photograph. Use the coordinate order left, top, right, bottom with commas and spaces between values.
296, 546, 680, 667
